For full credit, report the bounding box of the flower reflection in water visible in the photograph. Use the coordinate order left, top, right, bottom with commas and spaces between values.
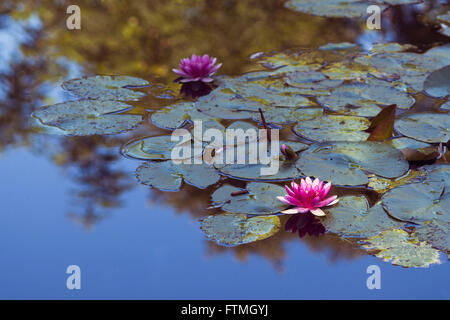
285, 212, 326, 238
179, 81, 212, 99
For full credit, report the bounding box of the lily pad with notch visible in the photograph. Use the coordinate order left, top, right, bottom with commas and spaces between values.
136, 160, 220, 191
381, 164, 450, 224
214, 140, 308, 181
32, 100, 143, 136
151, 102, 220, 130
316, 83, 414, 117
395, 113, 450, 143
211, 182, 287, 214
62, 75, 149, 100
121, 134, 203, 161
293, 115, 370, 142
362, 229, 441, 268
200, 214, 281, 247
295, 141, 409, 186
321, 196, 405, 238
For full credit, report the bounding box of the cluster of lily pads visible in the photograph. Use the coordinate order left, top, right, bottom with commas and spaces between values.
32, 41, 450, 268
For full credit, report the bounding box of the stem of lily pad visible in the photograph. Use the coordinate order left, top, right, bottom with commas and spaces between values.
258, 108, 271, 143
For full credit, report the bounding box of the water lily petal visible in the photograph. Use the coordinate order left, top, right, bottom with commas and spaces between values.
310, 208, 326, 217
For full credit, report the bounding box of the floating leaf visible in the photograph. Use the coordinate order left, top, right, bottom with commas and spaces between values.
363, 229, 441, 268
367, 170, 425, 193
32, 100, 143, 136
322, 197, 405, 238
195, 90, 264, 120
62, 75, 148, 100
369, 42, 415, 54
121, 135, 203, 160
416, 220, 450, 253
395, 113, 450, 143
136, 161, 181, 191
296, 141, 409, 186
151, 102, 219, 130
293, 115, 370, 142
424, 43, 450, 67
388, 137, 436, 162
424, 65, 450, 98
321, 62, 373, 82
382, 165, 450, 224
285, 0, 385, 18
441, 100, 450, 110
214, 140, 308, 181
211, 182, 287, 214
256, 52, 322, 70
367, 104, 397, 141
285, 70, 343, 96
136, 161, 220, 191
317, 83, 414, 116
200, 214, 281, 246
318, 42, 359, 51
251, 106, 322, 124
222, 78, 312, 107
355, 52, 446, 92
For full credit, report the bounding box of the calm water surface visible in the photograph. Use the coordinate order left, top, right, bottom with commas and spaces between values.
0, 0, 449, 299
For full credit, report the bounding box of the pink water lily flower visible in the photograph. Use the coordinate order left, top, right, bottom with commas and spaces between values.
277, 177, 339, 216
173, 54, 222, 83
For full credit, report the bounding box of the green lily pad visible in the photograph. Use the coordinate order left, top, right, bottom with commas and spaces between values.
121, 135, 203, 160
387, 137, 436, 161
151, 102, 219, 130
316, 83, 414, 116
355, 52, 446, 92
367, 170, 425, 193
200, 214, 281, 247
395, 113, 450, 143
32, 100, 143, 136
211, 182, 287, 214
250, 106, 322, 125
369, 42, 415, 54
363, 229, 441, 268
441, 100, 450, 110
321, 62, 373, 82
389, 137, 432, 150
257, 52, 323, 70
214, 140, 308, 181
318, 42, 359, 51
322, 197, 405, 238
424, 44, 450, 67
424, 65, 450, 98
293, 115, 370, 142
285, 71, 343, 96
222, 79, 312, 108
195, 89, 264, 120
62, 75, 148, 100
136, 161, 220, 191
382, 165, 450, 224
416, 220, 450, 253
285, 0, 385, 18
296, 141, 409, 186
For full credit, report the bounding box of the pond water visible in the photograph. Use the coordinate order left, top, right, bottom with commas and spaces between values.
0, 0, 449, 299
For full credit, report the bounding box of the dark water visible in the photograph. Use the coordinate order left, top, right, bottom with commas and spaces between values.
0, 0, 449, 299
